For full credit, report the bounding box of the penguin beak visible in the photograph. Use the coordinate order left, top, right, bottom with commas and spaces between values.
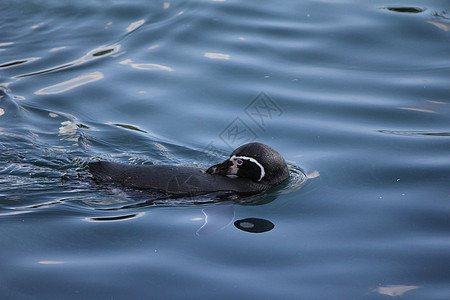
206, 159, 233, 176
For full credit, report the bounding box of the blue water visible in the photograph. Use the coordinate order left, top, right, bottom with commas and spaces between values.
1, 0, 449, 299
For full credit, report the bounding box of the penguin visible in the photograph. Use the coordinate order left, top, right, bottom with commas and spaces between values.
88, 142, 290, 196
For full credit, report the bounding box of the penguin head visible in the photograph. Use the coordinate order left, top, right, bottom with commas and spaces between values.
206, 142, 289, 187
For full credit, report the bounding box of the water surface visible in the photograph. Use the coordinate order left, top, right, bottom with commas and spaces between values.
1, 0, 449, 299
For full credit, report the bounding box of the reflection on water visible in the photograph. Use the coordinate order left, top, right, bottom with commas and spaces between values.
119, 59, 173, 71
397, 106, 436, 114
39, 261, 65, 265
58, 120, 80, 145
49, 46, 67, 52
306, 170, 320, 179
427, 20, 450, 31
35, 72, 104, 95
374, 285, 420, 297
204, 53, 231, 60
0, 42, 14, 48
126, 20, 145, 33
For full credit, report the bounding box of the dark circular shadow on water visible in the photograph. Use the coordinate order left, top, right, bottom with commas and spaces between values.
234, 218, 275, 233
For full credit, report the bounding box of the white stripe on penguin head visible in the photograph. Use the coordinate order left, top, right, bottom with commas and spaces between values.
231, 155, 265, 182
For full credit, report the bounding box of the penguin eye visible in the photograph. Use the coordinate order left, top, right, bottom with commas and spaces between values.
236, 159, 243, 166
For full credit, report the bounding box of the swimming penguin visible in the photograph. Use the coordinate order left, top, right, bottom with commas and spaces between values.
88, 142, 290, 196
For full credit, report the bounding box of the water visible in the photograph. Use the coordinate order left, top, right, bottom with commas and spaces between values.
1, 0, 449, 299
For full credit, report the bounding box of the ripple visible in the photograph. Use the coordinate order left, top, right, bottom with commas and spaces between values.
0, 57, 40, 69
384, 7, 425, 14
16, 44, 120, 78
378, 130, 450, 137
84, 212, 145, 222
111, 123, 148, 133
280, 165, 308, 194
